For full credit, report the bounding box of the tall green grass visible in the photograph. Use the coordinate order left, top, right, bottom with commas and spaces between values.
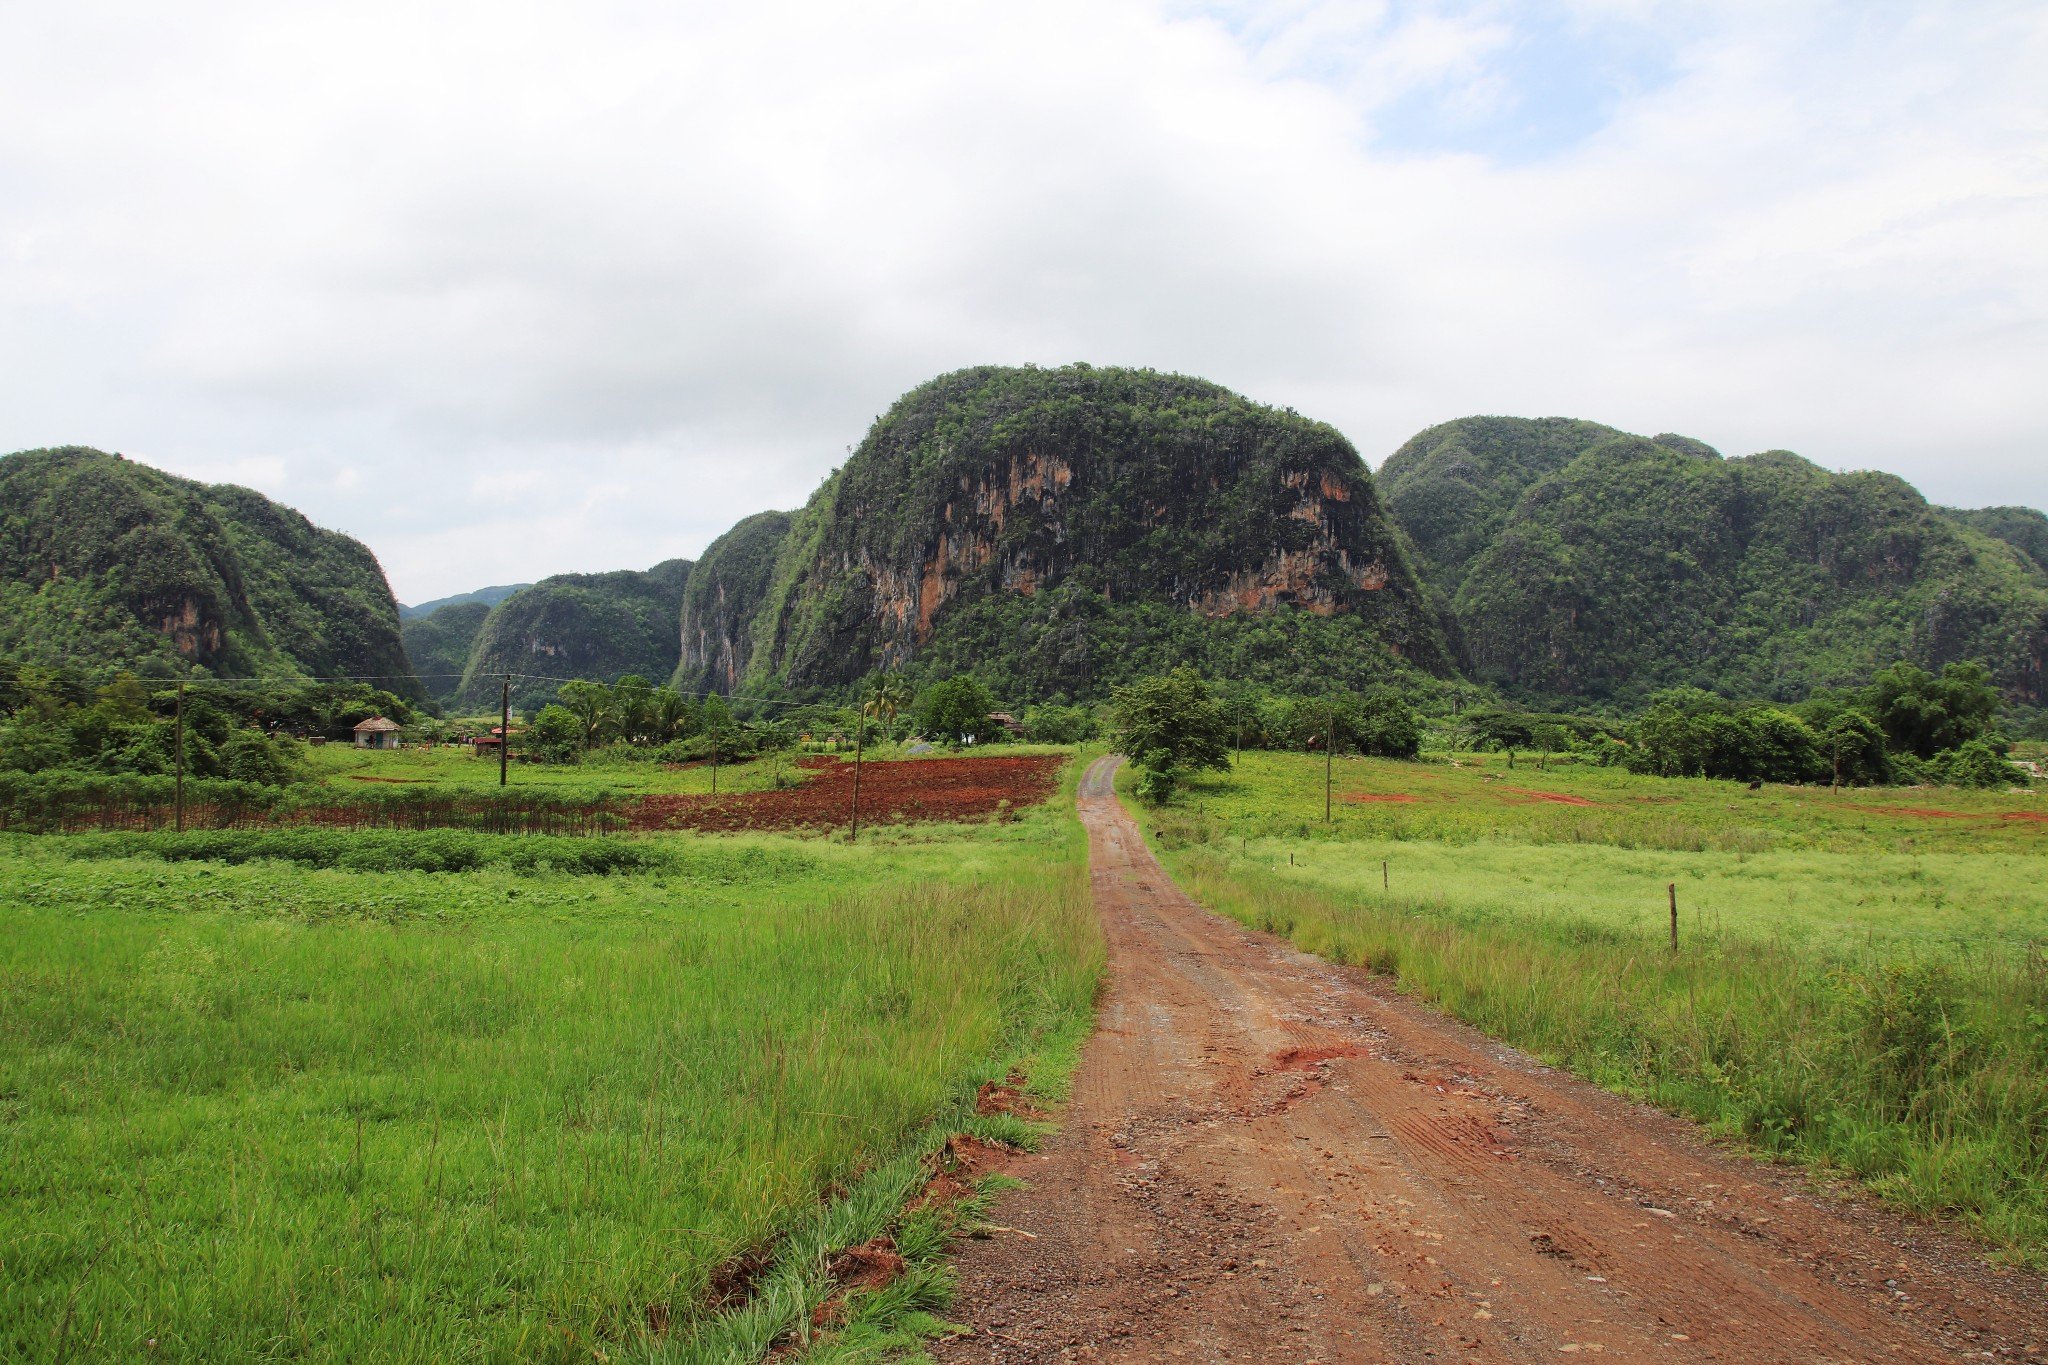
0, 818, 1100, 1360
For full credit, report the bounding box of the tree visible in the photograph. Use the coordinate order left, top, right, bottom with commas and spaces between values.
915, 676, 998, 745
1863, 661, 2000, 760
556, 680, 612, 751
1817, 710, 1889, 786
865, 673, 912, 735
699, 694, 743, 761
1111, 666, 1232, 803
648, 685, 695, 744
1350, 687, 1423, 759
610, 675, 654, 743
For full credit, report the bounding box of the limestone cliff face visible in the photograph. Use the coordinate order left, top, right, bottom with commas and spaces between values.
674, 511, 793, 695
739, 365, 1449, 696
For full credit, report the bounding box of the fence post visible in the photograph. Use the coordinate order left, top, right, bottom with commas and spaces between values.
1669, 882, 1679, 952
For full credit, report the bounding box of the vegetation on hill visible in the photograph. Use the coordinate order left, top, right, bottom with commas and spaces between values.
1376, 419, 2048, 706
399, 600, 490, 704
455, 559, 692, 711
0, 447, 416, 694
1945, 504, 2048, 576
674, 510, 793, 695
737, 364, 1449, 703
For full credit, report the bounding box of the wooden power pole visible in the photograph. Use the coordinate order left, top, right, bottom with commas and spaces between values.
850, 694, 867, 844
499, 676, 510, 787
174, 680, 186, 833
1324, 705, 1336, 823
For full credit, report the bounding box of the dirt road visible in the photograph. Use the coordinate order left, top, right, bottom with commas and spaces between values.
934, 757, 2048, 1362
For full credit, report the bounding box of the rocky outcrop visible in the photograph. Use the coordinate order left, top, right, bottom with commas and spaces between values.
675, 511, 793, 695
738, 365, 1450, 696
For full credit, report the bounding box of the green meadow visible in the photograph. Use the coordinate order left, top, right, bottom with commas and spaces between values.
0, 760, 1100, 1362
1145, 750, 2048, 1258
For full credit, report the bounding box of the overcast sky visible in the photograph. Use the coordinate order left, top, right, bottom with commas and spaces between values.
4, 1, 2044, 604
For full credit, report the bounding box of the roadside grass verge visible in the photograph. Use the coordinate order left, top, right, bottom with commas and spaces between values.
1134, 754, 2048, 1261
0, 791, 1101, 1360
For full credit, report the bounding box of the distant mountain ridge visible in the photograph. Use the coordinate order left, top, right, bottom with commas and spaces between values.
399, 584, 530, 621
11, 395, 2042, 717
0, 446, 416, 694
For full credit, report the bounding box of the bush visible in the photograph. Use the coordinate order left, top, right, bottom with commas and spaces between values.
1022, 703, 1096, 744
1937, 740, 2017, 789
526, 705, 584, 764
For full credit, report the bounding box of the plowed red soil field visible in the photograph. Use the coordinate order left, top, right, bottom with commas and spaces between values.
627, 754, 1063, 833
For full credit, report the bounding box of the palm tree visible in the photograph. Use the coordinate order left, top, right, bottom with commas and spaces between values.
864, 674, 911, 736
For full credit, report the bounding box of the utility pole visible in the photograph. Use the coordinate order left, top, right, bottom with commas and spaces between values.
850, 691, 867, 844
1324, 703, 1336, 823
499, 676, 510, 788
174, 680, 186, 833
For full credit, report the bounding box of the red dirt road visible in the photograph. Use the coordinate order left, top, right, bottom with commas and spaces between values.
935, 757, 2048, 1363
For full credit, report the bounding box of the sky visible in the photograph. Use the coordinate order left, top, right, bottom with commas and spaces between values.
3, 1, 2044, 604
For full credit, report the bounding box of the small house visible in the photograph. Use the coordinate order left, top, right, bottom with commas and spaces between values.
987, 711, 1028, 737
352, 716, 403, 750
472, 733, 503, 758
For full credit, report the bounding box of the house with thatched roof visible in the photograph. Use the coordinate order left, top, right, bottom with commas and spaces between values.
352, 716, 402, 750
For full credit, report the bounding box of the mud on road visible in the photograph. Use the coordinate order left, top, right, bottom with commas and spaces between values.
935, 757, 2048, 1363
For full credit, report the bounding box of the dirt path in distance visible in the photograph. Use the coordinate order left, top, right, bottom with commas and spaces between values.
934, 757, 2048, 1363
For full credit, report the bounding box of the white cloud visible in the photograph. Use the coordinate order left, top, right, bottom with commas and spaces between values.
1, 0, 2043, 602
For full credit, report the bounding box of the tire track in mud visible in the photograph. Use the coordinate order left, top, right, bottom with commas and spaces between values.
933, 756, 2048, 1363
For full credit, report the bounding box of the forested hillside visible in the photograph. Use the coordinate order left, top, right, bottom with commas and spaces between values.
0, 446, 417, 694
735, 364, 1449, 700
1944, 505, 2048, 577
400, 601, 492, 705
1377, 418, 2048, 705
455, 560, 692, 710
674, 511, 793, 695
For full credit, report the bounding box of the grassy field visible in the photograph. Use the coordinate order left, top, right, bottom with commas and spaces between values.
0, 758, 1100, 1362
1142, 750, 2048, 1258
